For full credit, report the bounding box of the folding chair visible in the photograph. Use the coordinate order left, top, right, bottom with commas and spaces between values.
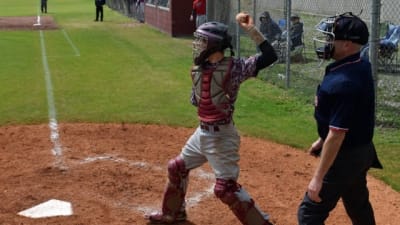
278, 18, 286, 30
273, 28, 306, 63
272, 31, 288, 63
378, 23, 400, 72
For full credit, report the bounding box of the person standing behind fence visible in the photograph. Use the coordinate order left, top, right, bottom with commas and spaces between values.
298, 12, 382, 225
94, 0, 106, 22
136, 0, 145, 23
190, 0, 206, 28
41, 0, 47, 14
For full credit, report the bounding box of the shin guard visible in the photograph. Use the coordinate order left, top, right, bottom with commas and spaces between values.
160, 156, 189, 220
214, 178, 273, 225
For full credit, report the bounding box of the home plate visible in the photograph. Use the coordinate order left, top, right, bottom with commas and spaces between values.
18, 199, 73, 218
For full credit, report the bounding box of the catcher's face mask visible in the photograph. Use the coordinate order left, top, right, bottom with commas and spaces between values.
192, 32, 208, 65
192, 22, 234, 65
313, 12, 368, 60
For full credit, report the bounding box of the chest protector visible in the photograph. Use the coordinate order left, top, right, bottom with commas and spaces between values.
191, 58, 233, 123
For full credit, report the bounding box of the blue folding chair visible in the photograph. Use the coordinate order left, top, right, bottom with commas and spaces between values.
378, 23, 400, 72
278, 18, 286, 30
360, 22, 400, 72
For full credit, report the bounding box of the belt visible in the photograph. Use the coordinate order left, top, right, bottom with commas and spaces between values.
200, 119, 231, 126
199, 119, 232, 132
200, 124, 220, 132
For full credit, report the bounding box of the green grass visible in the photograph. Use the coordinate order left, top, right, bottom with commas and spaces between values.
373, 128, 400, 191
0, 0, 38, 16
0, 31, 48, 124
0, 0, 399, 191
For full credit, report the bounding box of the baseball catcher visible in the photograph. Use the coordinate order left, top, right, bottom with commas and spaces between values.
146, 12, 277, 225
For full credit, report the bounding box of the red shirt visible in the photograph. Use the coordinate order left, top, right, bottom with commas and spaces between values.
193, 0, 206, 15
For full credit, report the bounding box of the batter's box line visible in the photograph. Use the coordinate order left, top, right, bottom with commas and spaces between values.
79, 154, 161, 170
109, 184, 215, 216
78, 154, 215, 181
76, 154, 215, 214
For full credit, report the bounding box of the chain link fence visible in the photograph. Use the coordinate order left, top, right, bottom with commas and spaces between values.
107, 0, 139, 19
107, 0, 399, 128
206, 0, 400, 128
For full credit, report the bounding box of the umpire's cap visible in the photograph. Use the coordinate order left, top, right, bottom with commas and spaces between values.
333, 12, 369, 45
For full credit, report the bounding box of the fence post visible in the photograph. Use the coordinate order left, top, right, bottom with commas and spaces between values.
285, 0, 291, 88
253, 0, 257, 21
370, 0, 381, 111
236, 0, 240, 58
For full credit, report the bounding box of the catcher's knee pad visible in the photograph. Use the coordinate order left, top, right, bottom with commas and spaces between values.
214, 178, 242, 205
167, 156, 188, 186
214, 178, 273, 225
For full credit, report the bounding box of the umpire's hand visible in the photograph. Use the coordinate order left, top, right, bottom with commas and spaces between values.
309, 138, 324, 157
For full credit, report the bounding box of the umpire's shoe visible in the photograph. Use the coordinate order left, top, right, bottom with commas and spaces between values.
146, 211, 187, 224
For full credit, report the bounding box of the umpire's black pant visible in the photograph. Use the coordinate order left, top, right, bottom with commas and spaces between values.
95, 6, 103, 21
298, 143, 381, 225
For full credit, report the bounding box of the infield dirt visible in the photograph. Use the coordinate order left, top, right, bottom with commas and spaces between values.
0, 123, 399, 225
0, 16, 58, 30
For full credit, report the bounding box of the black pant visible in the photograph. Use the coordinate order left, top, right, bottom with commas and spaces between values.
41, 2, 47, 13
297, 143, 379, 225
95, 6, 103, 21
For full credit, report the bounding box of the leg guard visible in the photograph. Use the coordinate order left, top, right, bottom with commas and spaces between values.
149, 156, 189, 223
214, 178, 273, 225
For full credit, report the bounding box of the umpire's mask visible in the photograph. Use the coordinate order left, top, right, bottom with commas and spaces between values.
313, 12, 369, 60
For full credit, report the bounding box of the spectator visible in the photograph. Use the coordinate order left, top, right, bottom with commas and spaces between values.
289, 14, 304, 61
41, 0, 48, 14
190, 0, 206, 28
95, 0, 106, 22
259, 11, 282, 43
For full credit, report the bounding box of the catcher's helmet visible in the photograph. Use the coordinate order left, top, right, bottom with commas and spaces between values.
313, 12, 369, 59
193, 21, 233, 65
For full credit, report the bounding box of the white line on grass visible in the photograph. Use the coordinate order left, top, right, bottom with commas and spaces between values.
39, 30, 66, 169
61, 29, 80, 56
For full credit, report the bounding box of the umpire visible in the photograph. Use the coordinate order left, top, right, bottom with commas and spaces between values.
298, 12, 382, 225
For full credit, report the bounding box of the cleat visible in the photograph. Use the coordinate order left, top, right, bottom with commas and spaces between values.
146, 211, 187, 224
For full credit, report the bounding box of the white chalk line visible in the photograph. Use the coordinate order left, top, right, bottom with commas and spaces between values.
61, 29, 80, 56
34, 10, 79, 57
78, 155, 215, 214
39, 30, 65, 169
